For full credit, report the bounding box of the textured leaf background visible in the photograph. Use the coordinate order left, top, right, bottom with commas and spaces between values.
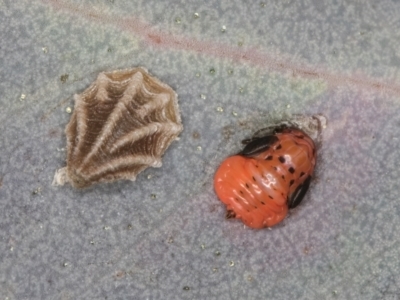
1, 0, 400, 299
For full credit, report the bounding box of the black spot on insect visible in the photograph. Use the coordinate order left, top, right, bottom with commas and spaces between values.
273, 166, 278, 171
278, 156, 285, 163
298, 135, 304, 139
312, 148, 316, 156
261, 201, 265, 205
276, 144, 282, 150
252, 176, 256, 182
268, 195, 273, 199
265, 155, 273, 160
289, 167, 295, 174
240, 190, 244, 195
289, 179, 294, 186
300, 172, 305, 177
281, 175, 285, 180
235, 198, 239, 202
226, 210, 236, 219
288, 176, 311, 209
245, 183, 250, 188
239, 135, 279, 157
272, 125, 288, 134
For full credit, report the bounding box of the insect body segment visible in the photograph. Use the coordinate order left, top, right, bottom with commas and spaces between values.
214, 126, 317, 229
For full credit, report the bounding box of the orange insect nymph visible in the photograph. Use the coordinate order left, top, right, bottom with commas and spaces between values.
214, 118, 321, 229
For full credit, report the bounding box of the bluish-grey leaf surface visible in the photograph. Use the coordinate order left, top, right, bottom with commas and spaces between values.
1, 0, 400, 299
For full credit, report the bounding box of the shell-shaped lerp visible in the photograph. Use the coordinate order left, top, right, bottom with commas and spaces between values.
53, 68, 183, 188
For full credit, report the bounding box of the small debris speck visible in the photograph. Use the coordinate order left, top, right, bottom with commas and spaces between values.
193, 12, 199, 18
221, 25, 226, 32
201, 244, 205, 249
229, 261, 235, 267
228, 69, 234, 75
239, 87, 244, 93
103, 226, 111, 230
114, 270, 126, 279
147, 174, 153, 179
183, 286, 190, 291
232, 111, 238, 116
209, 68, 216, 75
20, 94, 26, 101
151, 194, 157, 199
60, 74, 69, 83
62, 262, 69, 267
66, 107, 72, 114
32, 187, 42, 195
287, 104, 291, 108
215, 250, 221, 256
42, 47, 48, 53
200, 94, 206, 100
197, 146, 202, 151
260, 2, 266, 7
212, 267, 218, 272
196, 72, 201, 77
216, 107, 224, 112
175, 17, 181, 24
